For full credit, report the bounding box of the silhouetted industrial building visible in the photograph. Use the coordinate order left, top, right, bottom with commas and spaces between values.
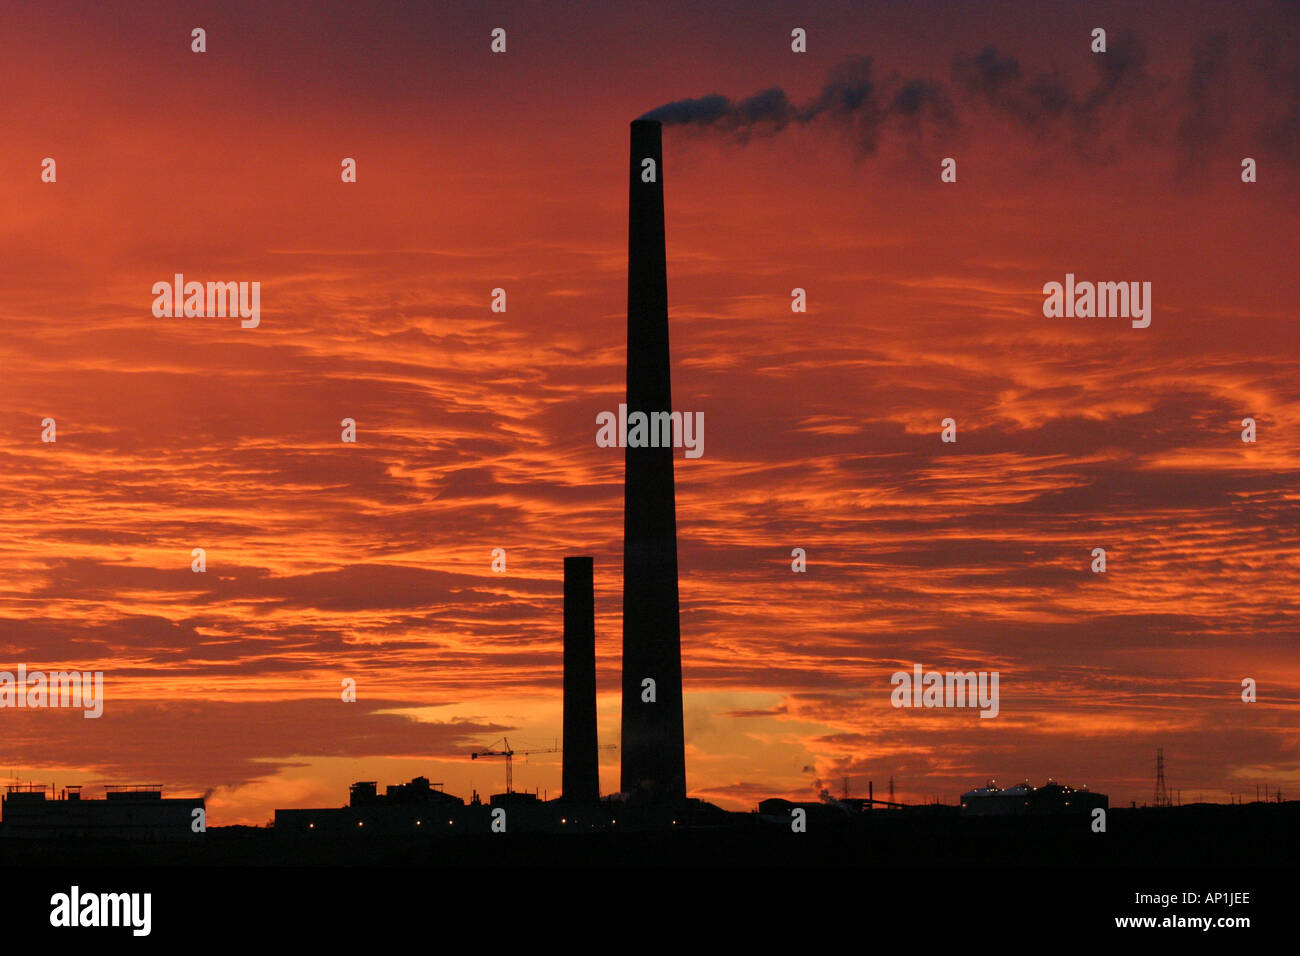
350, 776, 463, 807
562, 556, 600, 803
0, 784, 203, 840
274, 776, 467, 835
960, 780, 1107, 816
620, 118, 687, 803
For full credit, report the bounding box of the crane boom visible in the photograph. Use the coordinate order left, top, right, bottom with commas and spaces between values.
470, 738, 617, 795
470, 737, 560, 794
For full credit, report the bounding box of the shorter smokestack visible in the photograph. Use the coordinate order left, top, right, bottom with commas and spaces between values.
562, 557, 599, 803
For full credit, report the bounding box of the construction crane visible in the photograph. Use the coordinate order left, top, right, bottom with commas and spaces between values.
470, 737, 616, 794
471, 738, 559, 794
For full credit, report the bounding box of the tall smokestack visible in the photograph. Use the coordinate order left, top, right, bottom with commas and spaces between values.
562, 556, 599, 803
620, 119, 687, 803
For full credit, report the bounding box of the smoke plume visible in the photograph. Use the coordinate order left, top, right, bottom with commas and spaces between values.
641, 56, 954, 154
639, 23, 1297, 165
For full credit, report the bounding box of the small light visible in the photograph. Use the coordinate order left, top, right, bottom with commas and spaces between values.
357, 821, 364, 827
308, 823, 315, 829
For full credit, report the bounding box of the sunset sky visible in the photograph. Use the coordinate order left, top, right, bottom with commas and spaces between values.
1, 0, 1297, 825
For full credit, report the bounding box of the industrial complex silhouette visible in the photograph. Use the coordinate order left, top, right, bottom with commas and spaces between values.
9, 120, 1296, 867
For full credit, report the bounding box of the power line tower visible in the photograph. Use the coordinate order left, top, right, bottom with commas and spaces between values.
889, 777, 895, 807
1154, 747, 1172, 807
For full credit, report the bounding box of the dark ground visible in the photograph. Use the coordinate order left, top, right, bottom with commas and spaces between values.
4, 804, 1290, 940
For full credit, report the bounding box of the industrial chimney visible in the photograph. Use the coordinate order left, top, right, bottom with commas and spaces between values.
562, 556, 599, 804
619, 118, 687, 803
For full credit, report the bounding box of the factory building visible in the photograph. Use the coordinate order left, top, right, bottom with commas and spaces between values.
960, 780, 1107, 816
274, 776, 469, 835
0, 784, 203, 840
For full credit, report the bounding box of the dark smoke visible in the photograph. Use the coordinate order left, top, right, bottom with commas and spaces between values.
636, 25, 1298, 167
1176, 33, 1232, 153
951, 31, 1147, 132
641, 56, 954, 154
1246, 3, 1300, 161
645, 91, 785, 129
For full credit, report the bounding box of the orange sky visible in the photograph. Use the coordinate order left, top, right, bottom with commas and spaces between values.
1, 0, 1297, 824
